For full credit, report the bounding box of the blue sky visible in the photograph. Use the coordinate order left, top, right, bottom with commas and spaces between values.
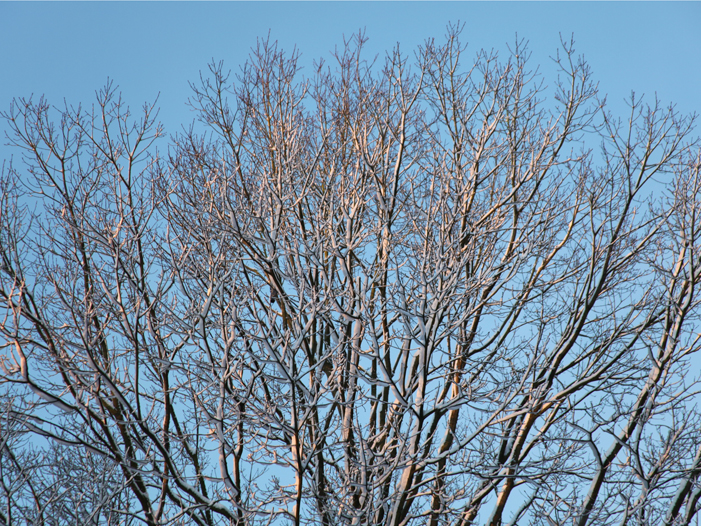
1, 5, 699, 521
1, 2, 700, 157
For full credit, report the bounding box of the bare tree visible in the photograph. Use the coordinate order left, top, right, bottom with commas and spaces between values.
1, 397, 131, 526
2, 27, 701, 526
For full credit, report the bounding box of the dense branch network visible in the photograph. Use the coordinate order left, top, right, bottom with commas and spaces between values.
1, 27, 701, 526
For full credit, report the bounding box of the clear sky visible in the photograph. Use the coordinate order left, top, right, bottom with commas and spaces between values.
1, 5, 700, 521
1, 2, 700, 162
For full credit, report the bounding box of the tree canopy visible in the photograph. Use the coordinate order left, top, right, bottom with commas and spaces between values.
1, 28, 701, 526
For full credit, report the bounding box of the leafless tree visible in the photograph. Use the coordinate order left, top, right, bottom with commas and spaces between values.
2, 27, 701, 526
1, 396, 131, 526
